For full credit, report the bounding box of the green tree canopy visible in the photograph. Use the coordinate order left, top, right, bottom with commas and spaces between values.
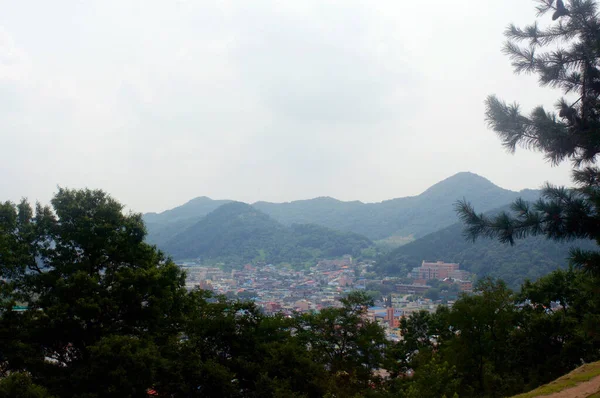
0, 188, 189, 397
387, 274, 600, 397
0, 191, 389, 397
456, 0, 600, 275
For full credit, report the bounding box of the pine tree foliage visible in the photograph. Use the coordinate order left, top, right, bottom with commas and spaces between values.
457, 0, 600, 275
489, 0, 600, 166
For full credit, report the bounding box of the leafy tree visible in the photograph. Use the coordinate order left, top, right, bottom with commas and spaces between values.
158, 289, 329, 398
507, 268, 600, 392
294, 292, 388, 396
0, 372, 54, 398
443, 279, 520, 396
452, 5, 600, 389
0, 189, 188, 397
386, 271, 600, 397
402, 356, 460, 398
456, 0, 600, 275
425, 288, 441, 301
0, 189, 392, 397
426, 279, 441, 288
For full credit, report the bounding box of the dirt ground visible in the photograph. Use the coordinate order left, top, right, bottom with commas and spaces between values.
540, 374, 600, 398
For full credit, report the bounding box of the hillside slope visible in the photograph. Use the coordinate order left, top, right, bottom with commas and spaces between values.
376, 216, 596, 288
144, 196, 232, 246
512, 361, 600, 398
255, 172, 539, 240
161, 202, 373, 264
145, 172, 541, 244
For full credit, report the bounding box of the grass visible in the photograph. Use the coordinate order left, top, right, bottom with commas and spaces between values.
374, 235, 415, 250
512, 361, 600, 398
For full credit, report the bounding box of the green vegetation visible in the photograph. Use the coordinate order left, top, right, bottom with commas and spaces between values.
254, 173, 539, 240
457, 0, 600, 277
161, 201, 374, 264
386, 274, 600, 397
2, 188, 600, 397
144, 196, 233, 247
0, 372, 55, 398
511, 361, 600, 398
451, 0, 600, 396
375, 210, 596, 288
0, 189, 387, 397
375, 235, 415, 251
146, 172, 540, 243
5, 2, 600, 396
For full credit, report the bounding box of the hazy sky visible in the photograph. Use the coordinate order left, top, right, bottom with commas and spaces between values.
0, 0, 575, 213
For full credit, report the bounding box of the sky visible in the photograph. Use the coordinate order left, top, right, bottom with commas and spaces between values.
0, 0, 576, 213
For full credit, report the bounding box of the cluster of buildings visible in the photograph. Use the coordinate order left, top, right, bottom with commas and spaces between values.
178, 258, 474, 340
181, 256, 361, 315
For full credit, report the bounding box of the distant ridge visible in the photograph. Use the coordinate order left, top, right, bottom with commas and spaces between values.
418, 171, 500, 198
253, 172, 540, 240
375, 203, 596, 288
161, 202, 373, 263
145, 196, 232, 224
143, 197, 232, 246
144, 172, 541, 246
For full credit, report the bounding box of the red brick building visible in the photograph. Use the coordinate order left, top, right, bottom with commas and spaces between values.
411, 261, 460, 280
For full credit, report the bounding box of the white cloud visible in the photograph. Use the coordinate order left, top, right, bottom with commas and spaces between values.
0, 0, 575, 211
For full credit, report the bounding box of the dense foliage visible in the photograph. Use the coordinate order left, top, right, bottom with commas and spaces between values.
446, 1, 600, 395
387, 274, 600, 397
0, 190, 387, 397
161, 201, 373, 264
2, 188, 600, 397
375, 207, 596, 288
5, 0, 600, 396
457, 0, 600, 276
0, 189, 189, 397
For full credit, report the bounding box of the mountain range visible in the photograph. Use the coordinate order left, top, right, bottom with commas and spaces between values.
145, 172, 540, 246
374, 214, 595, 289
143, 172, 591, 286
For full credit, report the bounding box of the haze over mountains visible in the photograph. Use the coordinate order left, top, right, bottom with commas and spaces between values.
145, 172, 539, 245
375, 218, 595, 289
143, 171, 585, 286
161, 201, 373, 264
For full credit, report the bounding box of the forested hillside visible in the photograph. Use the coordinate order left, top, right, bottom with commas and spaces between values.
161, 202, 373, 264
145, 172, 540, 245
3, 188, 600, 397
144, 196, 233, 224
255, 172, 540, 240
376, 218, 596, 288
144, 196, 232, 246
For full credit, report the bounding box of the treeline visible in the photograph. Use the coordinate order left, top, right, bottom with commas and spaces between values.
1, 189, 599, 397
146, 172, 538, 243
0, 190, 382, 397
387, 271, 600, 397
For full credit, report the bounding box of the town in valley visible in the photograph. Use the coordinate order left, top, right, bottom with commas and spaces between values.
178, 257, 474, 340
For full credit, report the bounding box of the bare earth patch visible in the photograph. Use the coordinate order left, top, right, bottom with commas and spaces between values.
541, 374, 600, 398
